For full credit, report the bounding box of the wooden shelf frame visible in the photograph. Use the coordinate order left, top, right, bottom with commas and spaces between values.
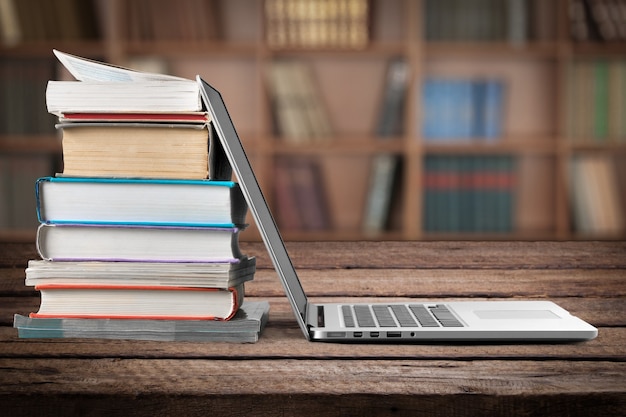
1, 0, 625, 242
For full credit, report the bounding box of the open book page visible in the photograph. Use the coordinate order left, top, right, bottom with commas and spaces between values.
53, 50, 190, 83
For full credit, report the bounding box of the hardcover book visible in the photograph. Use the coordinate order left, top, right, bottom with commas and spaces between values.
36, 224, 244, 262
29, 283, 244, 320
36, 177, 248, 227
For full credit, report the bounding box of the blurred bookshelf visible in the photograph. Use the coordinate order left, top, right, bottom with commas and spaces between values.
0, 0, 624, 242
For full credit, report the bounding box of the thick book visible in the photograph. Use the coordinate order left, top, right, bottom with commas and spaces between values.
56, 122, 230, 180
36, 223, 244, 262
36, 177, 248, 228
27, 283, 245, 321
25, 257, 256, 289
13, 301, 270, 343
47, 50, 202, 114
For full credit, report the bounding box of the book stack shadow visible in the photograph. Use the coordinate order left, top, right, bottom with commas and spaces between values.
13, 51, 269, 342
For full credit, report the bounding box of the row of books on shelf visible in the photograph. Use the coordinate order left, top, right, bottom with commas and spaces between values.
0, 0, 223, 46
125, 0, 221, 43
0, 58, 57, 135
425, 0, 555, 43
423, 155, 516, 233
264, 0, 370, 49
13, 50, 268, 343
421, 78, 505, 142
274, 156, 331, 231
266, 60, 333, 143
567, 59, 626, 143
569, 0, 626, 42
0, 0, 99, 46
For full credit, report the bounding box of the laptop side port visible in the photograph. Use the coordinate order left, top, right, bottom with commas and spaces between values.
387, 331, 402, 338
353, 332, 363, 338
370, 332, 379, 338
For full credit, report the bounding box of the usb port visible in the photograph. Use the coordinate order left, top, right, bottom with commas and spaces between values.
387, 332, 402, 338
370, 332, 379, 338
353, 332, 363, 338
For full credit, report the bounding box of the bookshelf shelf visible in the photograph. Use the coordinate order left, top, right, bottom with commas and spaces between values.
0, 0, 624, 242
122, 41, 260, 57
0, 42, 106, 57
424, 42, 562, 59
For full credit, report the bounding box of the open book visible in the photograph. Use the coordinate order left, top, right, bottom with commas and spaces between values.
47, 50, 203, 114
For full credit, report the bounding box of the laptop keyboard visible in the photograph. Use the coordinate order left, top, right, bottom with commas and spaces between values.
342, 304, 464, 328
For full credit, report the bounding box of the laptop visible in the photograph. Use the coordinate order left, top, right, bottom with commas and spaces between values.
197, 77, 598, 342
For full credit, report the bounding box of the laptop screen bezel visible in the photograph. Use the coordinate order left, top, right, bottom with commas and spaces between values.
197, 77, 311, 339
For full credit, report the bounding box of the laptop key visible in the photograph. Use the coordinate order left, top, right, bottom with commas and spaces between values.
354, 305, 376, 327
342, 305, 355, 327
390, 305, 418, 327
430, 305, 464, 327
409, 304, 441, 327
372, 305, 397, 327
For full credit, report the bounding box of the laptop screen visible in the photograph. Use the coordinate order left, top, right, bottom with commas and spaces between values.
197, 77, 310, 330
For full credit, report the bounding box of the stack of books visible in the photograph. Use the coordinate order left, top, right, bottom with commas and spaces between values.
13, 51, 269, 342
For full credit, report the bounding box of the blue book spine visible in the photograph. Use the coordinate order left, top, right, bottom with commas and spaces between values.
482, 79, 504, 141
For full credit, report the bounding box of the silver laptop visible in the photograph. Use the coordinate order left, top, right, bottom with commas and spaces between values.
197, 77, 598, 342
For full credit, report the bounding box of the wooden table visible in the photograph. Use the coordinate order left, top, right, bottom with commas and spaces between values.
0, 241, 625, 416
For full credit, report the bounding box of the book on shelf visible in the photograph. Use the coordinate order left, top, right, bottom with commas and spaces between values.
265, 0, 370, 49
421, 77, 505, 142
425, 0, 553, 43
0, 58, 57, 135
266, 60, 333, 143
567, 59, 626, 143
25, 257, 256, 289
569, 0, 626, 42
13, 301, 270, 343
36, 223, 245, 262
0, 155, 54, 231
0, 0, 100, 45
274, 156, 331, 231
125, 0, 222, 42
570, 154, 624, 236
36, 177, 248, 227
28, 283, 245, 321
363, 58, 408, 235
423, 155, 517, 233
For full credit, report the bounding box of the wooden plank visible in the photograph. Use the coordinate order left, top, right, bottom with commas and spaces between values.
3, 241, 626, 270
0, 359, 623, 417
2, 294, 625, 328
245, 268, 626, 298
238, 241, 626, 270
0, 324, 625, 361
3, 266, 625, 298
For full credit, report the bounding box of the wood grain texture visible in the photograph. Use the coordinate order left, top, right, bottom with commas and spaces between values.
0, 241, 624, 416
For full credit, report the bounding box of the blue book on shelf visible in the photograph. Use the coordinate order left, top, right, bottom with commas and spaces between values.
482, 79, 505, 140
421, 78, 440, 140
35, 177, 248, 228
